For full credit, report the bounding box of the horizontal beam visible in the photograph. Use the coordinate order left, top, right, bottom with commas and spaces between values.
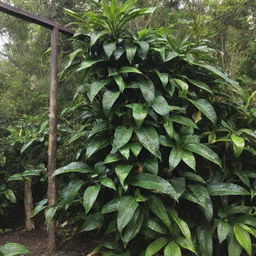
0, 1, 74, 36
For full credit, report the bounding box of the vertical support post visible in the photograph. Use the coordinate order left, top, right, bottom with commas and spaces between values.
47, 26, 58, 255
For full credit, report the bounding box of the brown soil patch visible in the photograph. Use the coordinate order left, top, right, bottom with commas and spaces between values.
0, 228, 97, 256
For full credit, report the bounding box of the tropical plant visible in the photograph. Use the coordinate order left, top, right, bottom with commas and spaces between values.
0, 243, 31, 256
51, 0, 256, 255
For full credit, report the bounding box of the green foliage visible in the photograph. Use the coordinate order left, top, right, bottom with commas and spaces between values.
0, 243, 31, 256
51, 0, 256, 255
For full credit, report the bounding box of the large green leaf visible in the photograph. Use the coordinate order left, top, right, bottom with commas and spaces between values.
115, 164, 133, 189
101, 177, 116, 190
139, 79, 155, 103
185, 143, 221, 167
234, 224, 252, 256
53, 162, 93, 176
169, 148, 182, 170
145, 237, 169, 256
188, 98, 217, 124
77, 59, 104, 71
207, 183, 249, 196
102, 90, 120, 113
170, 115, 198, 129
83, 185, 101, 214
152, 96, 170, 116
0, 243, 31, 256
103, 42, 116, 58
144, 156, 158, 174
126, 45, 136, 63
186, 185, 213, 221
231, 134, 245, 158
90, 31, 107, 46
148, 196, 171, 228
164, 241, 181, 256
101, 198, 121, 214
217, 221, 230, 244
88, 79, 110, 102
145, 219, 169, 234
86, 138, 110, 158
193, 63, 241, 93
114, 75, 125, 92
169, 210, 193, 244
4, 189, 16, 203
135, 126, 160, 158
45, 206, 58, 228
112, 126, 133, 152
63, 179, 84, 210
132, 104, 148, 127
120, 66, 142, 74
155, 70, 168, 87
228, 233, 243, 256
80, 212, 104, 232
133, 174, 179, 200
174, 79, 188, 97
187, 78, 213, 94
122, 208, 144, 247
197, 225, 213, 256
180, 150, 196, 171
117, 196, 138, 233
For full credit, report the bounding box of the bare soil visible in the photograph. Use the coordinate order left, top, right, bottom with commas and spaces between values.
0, 228, 98, 256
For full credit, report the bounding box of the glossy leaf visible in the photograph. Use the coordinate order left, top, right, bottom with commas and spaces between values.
88, 79, 110, 102
117, 196, 138, 233
102, 90, 120, 113
217, 221, 230, 244
101, 177, 116, 190
112, 126, 133, 152
132, 104, 148, 127
114, 75, 125, 92
0, 243, 31, 256
145, 237, 169, 256
228, 233, 243, 256
169, 148, 182, 170
4, 189, 16, 203
152, 96, 169, 116
181, 150, 196, 170
231, 134, 245, 158
185, 143, 221, 167
170, 115, 198, 129
197, 225, 213, 256
80, 213, 104, 232
83, 185, 101, 214
86, 138, 110, 158
139, 79, 155, 103
122, 208, 144, 246
115, 164, 133, 189
103, 42, 116, 58
234, 224, 252, 256
53, 162, 93, 176
148, 196, 171, 228
133, 173, 179, 200
164, 241, 181, 256
188, 98, 217, 124
126, 45, 136, 63
135, 126, 160, 158
208, 183, 249, 196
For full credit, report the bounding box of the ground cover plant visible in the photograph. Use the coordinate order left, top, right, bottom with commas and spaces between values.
50, 0, 256, 255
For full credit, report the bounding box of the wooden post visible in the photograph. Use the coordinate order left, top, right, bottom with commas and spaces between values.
24, 177, 35, 231
47, 26, 58, 255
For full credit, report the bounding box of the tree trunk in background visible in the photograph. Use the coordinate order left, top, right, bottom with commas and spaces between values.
24, 177, 35, 231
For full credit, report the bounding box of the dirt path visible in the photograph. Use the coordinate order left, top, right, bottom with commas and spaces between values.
0, 228, 96, 256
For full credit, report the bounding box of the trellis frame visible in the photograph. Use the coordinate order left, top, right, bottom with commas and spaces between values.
0, 2, 74, 254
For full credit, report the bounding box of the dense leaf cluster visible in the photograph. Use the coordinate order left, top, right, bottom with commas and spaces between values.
43, 0, 256, 255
